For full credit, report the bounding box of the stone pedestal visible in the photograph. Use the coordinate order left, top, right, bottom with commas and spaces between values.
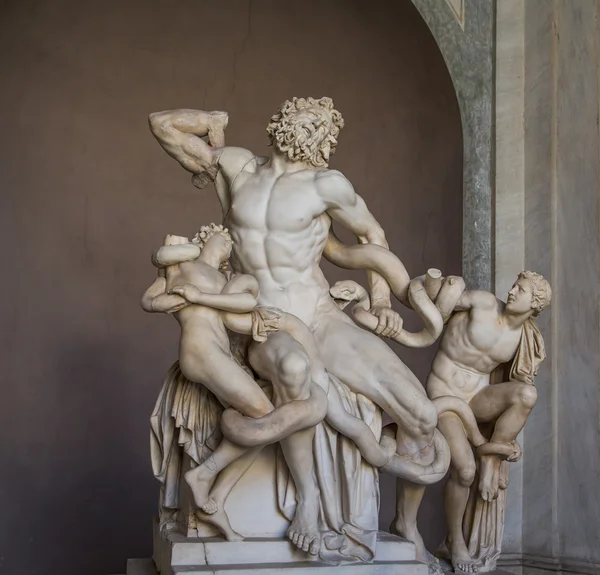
124, 524, 427, 575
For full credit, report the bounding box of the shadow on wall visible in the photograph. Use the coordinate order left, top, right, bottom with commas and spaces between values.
0, 0, 461, 573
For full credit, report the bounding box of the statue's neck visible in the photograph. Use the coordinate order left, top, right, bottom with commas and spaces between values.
198, 251, 222, 271
504, 312, 534, 330
268, 151, 313, 174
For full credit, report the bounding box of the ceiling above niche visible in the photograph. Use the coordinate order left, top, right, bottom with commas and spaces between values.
445, 0, 465, 29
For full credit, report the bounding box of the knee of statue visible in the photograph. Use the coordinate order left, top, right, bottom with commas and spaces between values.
278, 351, 310, 383
415, 401, 438, 436
516, 384, 538, 409
454, 461, 476, 487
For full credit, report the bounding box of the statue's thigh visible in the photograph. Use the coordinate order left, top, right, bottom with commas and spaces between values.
315, 313, 420, 391
248, 331, 308, 382
469, 382, 523, 423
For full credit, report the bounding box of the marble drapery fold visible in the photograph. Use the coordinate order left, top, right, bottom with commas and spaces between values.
508, 318, 545, 384
150, 362, 223, 526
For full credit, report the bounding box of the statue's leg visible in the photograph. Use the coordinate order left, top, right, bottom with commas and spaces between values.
181, 352, 274, 419
469, 382, 537, 501
469, 382, 537, 440
183, 357, 275, 514
437, 412, 479, 573
185, 440, 259, 515
194, 447, 263, 541
391, 480, 428, 559
278, 312, 396, 466
313, 310, 444, 567
325, 382, 395, 467
249, 332, 322, 555
280, 426, 321, 555
315, 313, 437, 443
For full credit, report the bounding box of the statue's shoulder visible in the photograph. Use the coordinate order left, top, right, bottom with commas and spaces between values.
217, 147, 261, 179
469, 292, 504, 320
314, 169, 352, 191
314, 168, 348, 183
314, 169, 355, 205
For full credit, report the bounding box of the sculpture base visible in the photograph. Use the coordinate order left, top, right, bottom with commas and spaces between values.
124, 522, 428, 575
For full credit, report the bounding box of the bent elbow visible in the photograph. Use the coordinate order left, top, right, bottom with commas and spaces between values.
148, 112, 160, 131
148, 111, 170, 136
151, 249, 163, 268
140, 294, 153, 313
244, 295, 258, 312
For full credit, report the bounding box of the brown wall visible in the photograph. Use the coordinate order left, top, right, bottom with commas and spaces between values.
0, 1, 462, 573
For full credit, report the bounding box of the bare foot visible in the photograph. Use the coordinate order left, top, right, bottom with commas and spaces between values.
195, 507, 243, 542
391, 520, 441, 575
478, 455, 501, 502
287, 496, 321, 556
448, 538, 480, 573
184, 464, 218, 514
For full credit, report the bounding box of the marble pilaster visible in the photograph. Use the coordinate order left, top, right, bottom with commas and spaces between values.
411, 0, 495, 291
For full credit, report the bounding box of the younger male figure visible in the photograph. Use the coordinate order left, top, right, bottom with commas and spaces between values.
421, 271, 551, 572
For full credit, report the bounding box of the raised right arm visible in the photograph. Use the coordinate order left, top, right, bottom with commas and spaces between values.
148, 109, 227, 173
149, 109, 256, 215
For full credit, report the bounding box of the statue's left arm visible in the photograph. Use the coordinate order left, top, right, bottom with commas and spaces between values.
169, 275, 259, 314
316, 170, 401, 337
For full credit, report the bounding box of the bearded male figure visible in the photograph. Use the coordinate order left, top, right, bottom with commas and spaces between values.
148, 97, 445, 564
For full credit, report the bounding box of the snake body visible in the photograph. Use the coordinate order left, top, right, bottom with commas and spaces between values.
325, 230, 465, 348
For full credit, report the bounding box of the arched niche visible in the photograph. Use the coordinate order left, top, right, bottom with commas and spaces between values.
411, 0, 495, 291
0, 0, 468, 573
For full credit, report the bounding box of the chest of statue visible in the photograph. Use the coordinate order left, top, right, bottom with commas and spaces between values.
166, 260, 226, 295
228, 170, 323, 233
468, 310, 521, 363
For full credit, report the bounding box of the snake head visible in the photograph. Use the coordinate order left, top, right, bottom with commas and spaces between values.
330, 280, 363, 309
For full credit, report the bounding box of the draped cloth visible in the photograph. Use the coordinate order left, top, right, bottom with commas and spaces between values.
508, 317, 546, 384
250, 306, 282, 343
150, 362, 223, 525
462, 460, 510, 571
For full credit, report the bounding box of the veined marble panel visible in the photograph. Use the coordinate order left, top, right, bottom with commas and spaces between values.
444, 0, 464, 29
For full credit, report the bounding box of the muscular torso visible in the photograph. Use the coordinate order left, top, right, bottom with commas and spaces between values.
221, 154, 335, 326
166, 259, 231, 362
428, 304, 522, 402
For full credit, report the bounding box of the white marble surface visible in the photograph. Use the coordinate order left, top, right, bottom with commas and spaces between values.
144, 97, 475, 571
126, 557, 427, 575
147, 529, 425, 575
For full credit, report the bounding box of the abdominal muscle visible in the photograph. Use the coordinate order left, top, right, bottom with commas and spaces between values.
428, 350, 490, 404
